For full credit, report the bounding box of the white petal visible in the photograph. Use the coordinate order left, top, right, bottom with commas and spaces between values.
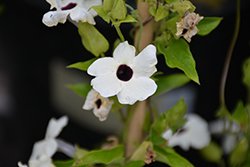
132, 44, 157, 78
167, 114, 210, 151
87, 57, 119, 77
81, 0, 102, 17
93, 100, 113, 121
162, 129, 173, 140
117, 77, 157, 105
91, 73, 122, 97
29, 139, 57, 161
18, 162, 28, 167
113, 41, 136, 65
82, 89, 97, 110
29, 154, 55, 167
222, 134, 237, 154
42, 11, 69, 27
45, 116, 68, 139
70, 6, 96, 24
46, 0, 57, 9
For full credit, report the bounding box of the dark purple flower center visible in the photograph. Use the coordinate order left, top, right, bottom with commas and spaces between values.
116, 64, 133, 81
95, 99, 102, 109
61, 3, 77, 10
177, 128, 186, 134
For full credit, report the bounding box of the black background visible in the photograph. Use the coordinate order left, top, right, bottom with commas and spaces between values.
0, 0, 250, 166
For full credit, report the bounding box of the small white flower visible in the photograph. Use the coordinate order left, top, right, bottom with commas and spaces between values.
42, 0, 102, 27
83, 89, 113, 121
18, 154, 55, 167
209, 119, 241, 154
29, 116, 68, 163
162, 113, 211, 151
87, 41, 158, 105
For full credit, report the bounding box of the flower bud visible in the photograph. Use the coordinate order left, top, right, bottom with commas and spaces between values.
103, 0, 115, 12
111, 0, 127, 20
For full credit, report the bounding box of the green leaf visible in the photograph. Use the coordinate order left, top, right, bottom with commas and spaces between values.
154, 145, 194, 167
158, 38, 199, 84
124, 160, 145, 167
149, 4, 157, 16
155, 3, 169, 21
74, 145, 89, 159
173, 0, 195, 17
229, 138, 248, 166
232, 100, 248, 127
73, 145, 124, 167
91, 5, 110, 23
67, 58, 98, 71
78, 22, 109, 57
130, 141, 153, 161
165, 0, 179, 5
149, 99, 186, 144
165, 14, 180, 37
150, 124, 167, 145
67, 83, 92, 98
54, 159, 76, 167
113, 15, 137, 25
242, 57, 250, 90
199, 141, 222, 163
197, 17, 222, 36
164, 98, 186, 127
154, 73, 190, 96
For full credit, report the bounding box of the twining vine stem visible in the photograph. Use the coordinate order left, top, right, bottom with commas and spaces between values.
219, 0, 240, 111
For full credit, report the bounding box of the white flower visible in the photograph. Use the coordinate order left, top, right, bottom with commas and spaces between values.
162, 113, 211, 151
83, 89, 113, 121
209, 119, 241, 154
27, 116, 68, 166
42, 0, 102, 27
87, 41, 158, 105
18, 154, 55, 167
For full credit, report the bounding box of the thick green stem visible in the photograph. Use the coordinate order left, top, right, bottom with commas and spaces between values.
219, 0, 240, 112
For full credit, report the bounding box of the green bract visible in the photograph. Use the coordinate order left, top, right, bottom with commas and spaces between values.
111, 0, 127, 20
78, 22, 109, 57
103, 0, 116, 12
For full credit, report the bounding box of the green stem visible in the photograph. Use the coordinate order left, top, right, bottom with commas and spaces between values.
125, 4, 143, 53
114, 24, 125, 42
136, 16, 143, 53
219, 0, 240, 111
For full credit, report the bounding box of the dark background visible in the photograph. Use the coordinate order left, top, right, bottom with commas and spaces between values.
0, 0, 250, 166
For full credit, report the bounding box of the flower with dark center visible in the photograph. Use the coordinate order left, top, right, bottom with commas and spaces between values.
83, 89, 113, 121
116, 64, 133, 81
87, 41, 158, 105
42, 0, 102, 27
162, 114, 210, 151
